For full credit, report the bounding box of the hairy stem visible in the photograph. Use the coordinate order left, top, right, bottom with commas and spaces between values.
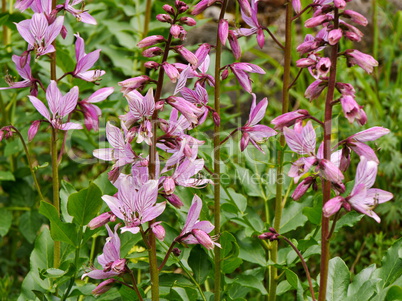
51, 127, 61, 268
214, 1, 228, 300
318, 8, 339, 301
269, 3, 292, 301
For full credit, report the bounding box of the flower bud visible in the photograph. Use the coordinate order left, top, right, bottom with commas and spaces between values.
323, 196, 344, 217
163, 193, 184, 208
88, 212, 115, 229
162, 4, 175, 15
156, 14, 173, 23
142, 47, 163, 58
221, 68, 229, 80
92, 279, 116, 296
175, 46, 198, 66
173, 248, 182, 256
345, 49, 378, 74
176, 1, 189, 13
328, 29, 343, 45
343, 10, 368, 26
151, 222, 166, 241
334, 0, 346, 9
137, 35, 165, 48
192, 229, 215, 249
212, 111, 220, 127
292, 177, 314, 200
144, 61, 160, 69
218, 19, 229, 45
180, 16, 196, 26
28, 120, 41, 141
164, 176, 176, 195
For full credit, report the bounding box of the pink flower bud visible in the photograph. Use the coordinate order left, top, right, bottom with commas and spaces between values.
144, 61, 160, 69
296, 57, 316, 68
142, 47, 163, 58
170, 24, 182, 39
336, 82, 356, 97
292, 177, 315, 200
328, 29, 343, 45
305, 80, 327, 100
305, 14, 332, 28
192, 229, 215, 249
292, 0, 301, 14
334, 0, 346, 9
228, 30, 241, 60
156, 14, 173, 23
271, 110, 310, 130
221, 68, 229, 80
175, 45, 198, 66
60, 25, 68, 39
176, 1, 189, 13
118, 75, 151, 94
162, 4, 175, 15
163, 193, 184, 208
28, 120, 41, 141
213, 111, 220, 127
137, 35, 165, 48
164, 176, 176, 195
318, 159, 344, 184
191, 0, 209, 16
257, 28, 265, 49
173, 248, 181, 256
162, 62, 180, 83
88, 212, 115, 229
323, 196, 344, 217
92, 279, 116, 296
180, 16, 196, 26
343, 10, 368, 26
340, 95, 366, 124
218, 19, 229, 45
151, 222, 165, 241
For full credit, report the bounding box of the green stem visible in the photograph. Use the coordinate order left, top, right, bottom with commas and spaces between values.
158, 241, 176, 270
51, 127, 61, 268
11, 126, 45, 202
214, 1, 228, 300
269, 3, 292, 301
318, 8, 339, 301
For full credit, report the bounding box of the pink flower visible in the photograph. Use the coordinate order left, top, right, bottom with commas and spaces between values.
176, 195, 220, 249
137, 35, 165, 48
102, 180, 166, 234
271, 110, 310, 130
345, 50, 378, 74
229, 63, 265, 93
79, 87, 114, 131
240, 94, 277, 152
64, 0, 97, 25
28, 80, 82, 130
323, 157, 393, 223
235, 0, 265, 48
118, 75, 151, 95
82, 224, 126, 280
339, 95, 366, 125
72, 34, 105, 82
93, 122, 136, 167
16, 13, 64, 57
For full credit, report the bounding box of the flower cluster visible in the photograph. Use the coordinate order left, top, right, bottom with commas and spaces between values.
273, 0, 392, 221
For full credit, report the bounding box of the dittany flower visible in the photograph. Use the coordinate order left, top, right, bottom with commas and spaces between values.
28, 80, 82, 130
323, 156, 393, 223
72, 34, 105, 82
240, 94, 277, 153
176, 195, 220, 250
82, 224, 126, 280
16, 13, 64, 57
102, 180, 166, 234
63, 0, 97, 25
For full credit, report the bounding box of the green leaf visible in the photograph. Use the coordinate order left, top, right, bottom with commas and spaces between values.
385, 286, 402, 301
60, 181, 77, 223
221, 188, 247, 213
238, 237, 267, 266
220, 231, 240, 259
347, 264, 377, 297
375, 238, 402, 288
334, 211, 364, 232
0, 208, 12, 237
234, 275, 268, 295
39, 201, 77, 246
303, 206, 321, 225
0, 14, 9, 26
279, 199, 311, 234
286, 269, 299, 289
326, 257, 350, 301
223, 257, 243, 274
19, 210, 45, 243
67, 183, 103, 227
0, 171, 15, 181
188, 245, 212, 284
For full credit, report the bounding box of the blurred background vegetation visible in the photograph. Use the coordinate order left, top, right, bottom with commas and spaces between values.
0, 0, 400, 299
